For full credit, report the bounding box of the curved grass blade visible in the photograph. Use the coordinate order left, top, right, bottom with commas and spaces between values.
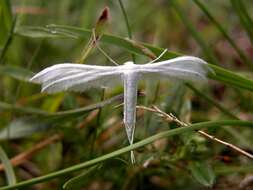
230, 0, 253, 45
118, 0, 135, 62
170, 0, 219, 65
0, 65, 34, 82
15, 26, 78, 39
0, 16, 16, 64
0, 117, 50, 140
186, 83, 238, 119
0, 94, 123, 117
0, 120, 252, 190
193, 0, 253, 69
0, 0, 12, 47
208, 64, 253, 92
0, 94, 123, 140
15, 25, 253, 92
63, 165, 100, 190
215, 165, 253, 174
189, 161, 215, 187
0, 101, 51, 115
0, 146, 16, 186
15, 25, 179, 60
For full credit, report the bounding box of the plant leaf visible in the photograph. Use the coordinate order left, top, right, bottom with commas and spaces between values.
193, 0, 253, 69
0, 0, 12, 46
0, 65, 34, 82
0, 117, 50, 140
63, 165, 100, 190
0, 120, 252, 190
14, 26, 73, 38
189, 161, 215, 187
78, 7, 110, 63
15, 25, 179, 59
0, 146, 16, 185
15, 25, 253, 92
230, 0, 253, 45
0, 94, 123, 117
208, 64, 253, 91
170, 0, 219, 65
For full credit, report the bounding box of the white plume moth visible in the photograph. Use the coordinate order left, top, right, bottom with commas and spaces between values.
30, 55, 210, 163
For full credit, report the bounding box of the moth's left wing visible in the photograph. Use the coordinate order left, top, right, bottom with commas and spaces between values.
30, 64, 123, 93
140, 56, 209, 83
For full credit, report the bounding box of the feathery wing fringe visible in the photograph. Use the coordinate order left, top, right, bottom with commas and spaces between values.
30, 64, 122, 93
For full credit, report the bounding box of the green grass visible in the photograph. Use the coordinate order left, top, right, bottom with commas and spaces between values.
0, 1, 253, 189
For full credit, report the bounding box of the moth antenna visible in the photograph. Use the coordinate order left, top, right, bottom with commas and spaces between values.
147, 49, 168, 64
91, 29, 119, 66
97, 45, 119, 66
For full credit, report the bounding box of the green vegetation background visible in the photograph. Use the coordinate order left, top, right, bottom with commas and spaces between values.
0, 0, 253, 189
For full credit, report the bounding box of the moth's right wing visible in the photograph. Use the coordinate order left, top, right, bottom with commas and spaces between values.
30, 64, 123, 93
140, 56, 210, 83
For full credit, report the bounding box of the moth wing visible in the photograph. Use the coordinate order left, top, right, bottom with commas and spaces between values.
30, 64, 123, 93
140, 56, 209, 83
67, 70, 123, 92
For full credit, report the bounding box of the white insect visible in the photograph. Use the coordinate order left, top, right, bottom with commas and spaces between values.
30, 54, 209, 163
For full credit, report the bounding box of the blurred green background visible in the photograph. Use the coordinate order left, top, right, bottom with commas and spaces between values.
0, 0, 253, 189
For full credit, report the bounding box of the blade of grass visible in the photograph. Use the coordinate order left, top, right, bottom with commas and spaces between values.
0, 120, 252, 190
193, 0, 253, 69
208, 64, 253, 92
0, 64, 34, 82
189, 161, 215, 187
0, 146, 16, 185
15, 25, 253, 92
0, 0, 12, 46
62, 165, 100, 190
186, 83, 251, 146
230, 0, 253, 45
186, 83, 239, 119
15, 25, 179, 59
0, 94, 123, 140
118, 0, 135, 62
0, 94, 123, 117
215, 165, 253, 174
170, 0, 219, 65
15, 26, 76, 38
0, 101, 51, 115
0, 117, 50, 140
0, 16, 16, 64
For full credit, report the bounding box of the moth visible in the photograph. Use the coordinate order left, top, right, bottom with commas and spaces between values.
30, 55, 209, 163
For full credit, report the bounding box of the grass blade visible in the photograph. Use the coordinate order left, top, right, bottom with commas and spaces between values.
186, 83, 238, 119
0, 94, 123, 117
208, 64, 253, 92
0, 0, 12, 46
118, 0, 135, 62
230, 0, 253, 45
0, 16, 16, 64
0, 146, 16, 185
0, 120, 252, 190
15, 25, 180, 60
63, 165, 100, 190
0, 65, 34, 82
0, 117, 50, 140
193, 0, 253, 69
15, 25, 253, 92
170, 0, 219, 65
189, 161, 215, 187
